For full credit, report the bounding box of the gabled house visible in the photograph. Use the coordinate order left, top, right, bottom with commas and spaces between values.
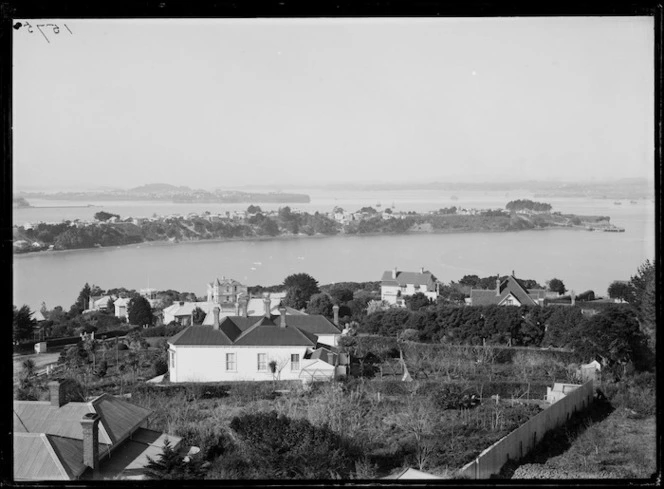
380, 267, 440, 306
206, 277, 248, 305
13, 381, 183, 481
113, 297, 131, 320
468, 275, 546, 307
87, 295, 114, 313
163, 301, 216, 326
167, 298, 343, 383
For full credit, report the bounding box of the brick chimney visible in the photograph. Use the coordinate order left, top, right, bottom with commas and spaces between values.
278, 306, 287, 328
234, 300, 240, 316
332, 304, 339, 326
496, 276, 501, 296
81, 412, 100, 473
263, 296, 271, 318
420, 267, 425, 274
212, 306, 220, 330
392, 267, 397, 279
242, 297, 249, 318
48, 381, 65, 408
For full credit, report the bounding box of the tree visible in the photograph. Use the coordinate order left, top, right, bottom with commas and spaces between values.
128, 296, 153, 327
328, 286, 354, 305
94, 211, 120, 222
192, 307, 206, 325
283, 273, 320, 310
405, 292, 432, 311
247, 205, 262, 214
13, 305, 36, 343
305, 293, 334, 317
144, 439, 207, 480
607, 281, 632, 302
70, 283, 92, 316
546, 278, 566, 295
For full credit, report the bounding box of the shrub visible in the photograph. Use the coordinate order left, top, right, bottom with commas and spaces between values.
153, 358, 168, 377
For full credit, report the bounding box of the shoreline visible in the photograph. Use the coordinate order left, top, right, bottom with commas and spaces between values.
13, 225, 585, 258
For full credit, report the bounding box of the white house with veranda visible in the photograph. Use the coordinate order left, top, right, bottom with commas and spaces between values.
167, 297, 344, 383
380, 267, 440, 306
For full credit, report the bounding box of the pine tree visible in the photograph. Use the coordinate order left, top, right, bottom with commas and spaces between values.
143, 439, 206, 480
13, 305, 36, 343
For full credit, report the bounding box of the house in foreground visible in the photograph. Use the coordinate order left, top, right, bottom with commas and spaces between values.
380, 267, 440, 306
467, 275, 547, 307
167, 297, 344, 383
13, 381, 183, 481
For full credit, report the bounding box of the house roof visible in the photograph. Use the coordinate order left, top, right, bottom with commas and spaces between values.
210, 277, 245, 287
114, 298, 130, 306
470, 275, 542, 306
383, 468, 443, 480
13, 395, 159, 481
13, 394, 150, 449
163, 301, 213, 317
309, 347, 337, 366
381, 270, 437, 288
169, 313, 339, 347
13, 433, 85, 481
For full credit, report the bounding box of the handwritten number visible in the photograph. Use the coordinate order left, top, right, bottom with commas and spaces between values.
24, 22, 33, 33
36, 25, 50, 43
51, 24, 59, 34
65, 24, 72, 34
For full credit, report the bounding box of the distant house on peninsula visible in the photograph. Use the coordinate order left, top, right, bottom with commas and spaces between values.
468, 275, 546, 307
380, 267, 440, 306
167, 297, 344, 383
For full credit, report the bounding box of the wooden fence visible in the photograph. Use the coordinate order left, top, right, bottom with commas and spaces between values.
459, 380, 594, 479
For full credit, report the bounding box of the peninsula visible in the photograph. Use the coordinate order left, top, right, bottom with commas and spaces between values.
13, 201, 615, 254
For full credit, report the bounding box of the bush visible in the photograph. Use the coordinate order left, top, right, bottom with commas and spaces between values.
153, 358, 168, 377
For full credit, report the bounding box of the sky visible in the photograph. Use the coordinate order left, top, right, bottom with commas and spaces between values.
12, 17, 655, 191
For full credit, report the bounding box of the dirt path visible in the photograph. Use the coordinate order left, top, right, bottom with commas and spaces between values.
13, 352, 61, 379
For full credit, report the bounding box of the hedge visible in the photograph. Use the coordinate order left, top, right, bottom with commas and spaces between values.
133, 380, 303, 402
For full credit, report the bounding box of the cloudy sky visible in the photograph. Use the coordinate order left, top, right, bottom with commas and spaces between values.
13, 17, 654, 191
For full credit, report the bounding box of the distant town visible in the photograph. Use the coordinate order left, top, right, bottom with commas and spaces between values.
12, 199, 621, 253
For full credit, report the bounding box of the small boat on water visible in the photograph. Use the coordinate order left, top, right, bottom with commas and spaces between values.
613, 201, 622, 205
630, 200, 638, 204
376, 202, 382, 207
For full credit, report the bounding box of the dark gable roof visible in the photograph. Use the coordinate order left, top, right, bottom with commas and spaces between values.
169, 325, 234, 346
470, 276, 540, 306
170, 314, 340, 347
381, 270, 437, 288
233, 322, 316, 347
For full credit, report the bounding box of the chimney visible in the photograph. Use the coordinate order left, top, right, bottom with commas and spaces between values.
242, 297, 249, 318
263, 296, 271, 318
213, 306, 220, 330
48, 381, 65, 408
420, 267, 425, 274
571, 291, 576, 307
278, 306, 287, 328
179, 301, 184, 306
496, 276, 501, 296
392, 267, 397, 279
333, 304, 340, 326
234, 301, 240, 316
81, 412, 100, 472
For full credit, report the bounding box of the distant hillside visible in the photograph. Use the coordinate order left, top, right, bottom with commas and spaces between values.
128, 183, 193, 194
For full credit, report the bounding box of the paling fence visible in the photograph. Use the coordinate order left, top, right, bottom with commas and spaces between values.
459, 381, 594, 479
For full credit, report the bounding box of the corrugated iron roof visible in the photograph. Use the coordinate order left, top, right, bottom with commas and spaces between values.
14, 433, 69, 481
91, 394, 151, 446
47, 435, 88, 479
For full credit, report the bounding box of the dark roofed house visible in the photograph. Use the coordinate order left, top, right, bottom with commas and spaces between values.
381, 267, 440, 306
468, 274, 546, 307
168, 298, 344, 383
13, 381, 184, 481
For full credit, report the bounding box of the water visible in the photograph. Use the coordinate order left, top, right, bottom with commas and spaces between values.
13, 192, 654, 312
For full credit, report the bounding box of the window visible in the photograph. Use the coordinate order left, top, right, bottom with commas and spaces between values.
169, 351, 175, 369
290, 354, 300, 371
257, 353, 267, 371
226, 353, 236, 371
